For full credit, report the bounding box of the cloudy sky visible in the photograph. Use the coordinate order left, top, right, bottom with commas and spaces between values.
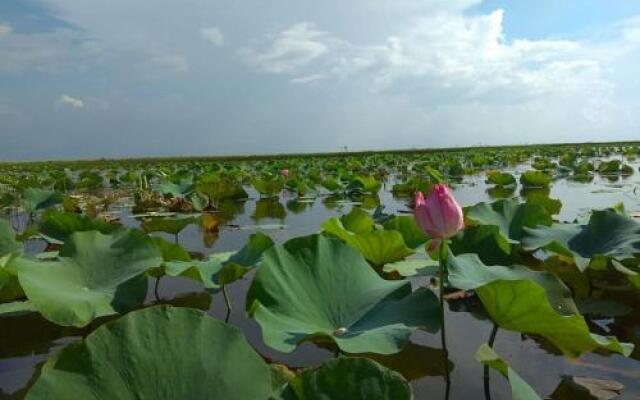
1, 0, 640, 160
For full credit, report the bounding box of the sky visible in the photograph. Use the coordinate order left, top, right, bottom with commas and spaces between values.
1, 1, 640, 161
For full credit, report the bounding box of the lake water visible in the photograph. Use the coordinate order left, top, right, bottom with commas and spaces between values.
1, 162, 639, 399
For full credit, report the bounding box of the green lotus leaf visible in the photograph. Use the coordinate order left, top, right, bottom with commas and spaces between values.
152, 236, 191, 262
141, 215, 198, 235
277, 357, 412, 400
8, 230, 161, 327
382, 256, 439, 278
466, 199, 552, 243
247, 234, 440, 354
450, 225, 515, 266
348, 175, 381, 194
196, 176, 248, 206
520, 188, 562, 215
163, 258, 223, 290
0, 219, 21, 258
477, 280, 633, 358
447, 252, 577, 314
0, 220, 23, 301
162, 232, 274, 288
322, 210, 414, 266
26, 306, 276, 400
486, 170, 516, 186
215, 232, 275, 284
519, 171, 551, 188
253, 177, 285, 197
523, 209, 640, 271
383, 215, 428, 249
342, 207, 375, 234
22, 188, 62, 214
157, 181, 194, 198
39, 210, 122, 241
475, 344, 542, 400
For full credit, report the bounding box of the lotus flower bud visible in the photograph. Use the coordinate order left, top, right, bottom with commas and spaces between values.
280, 169, 289, 178
414, 184, 464, 239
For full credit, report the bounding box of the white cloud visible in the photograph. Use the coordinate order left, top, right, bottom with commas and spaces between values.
59, 94, 84, 109
201, 26, 224, 46
0, 23, 12, 37
150, 54, 188, 72
243, 23, 333, 73
290, 74, 327, 85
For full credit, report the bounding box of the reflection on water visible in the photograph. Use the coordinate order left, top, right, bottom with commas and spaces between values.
1, 165, 640, 399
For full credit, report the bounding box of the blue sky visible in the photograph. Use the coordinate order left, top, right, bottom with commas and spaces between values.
1, 0, 640, 160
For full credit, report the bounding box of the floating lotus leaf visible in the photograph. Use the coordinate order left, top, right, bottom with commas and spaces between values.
39, 210, 122, 241
247, 234, 440, 354
277, 357, 412, 400
519, 171, 550, 188
523, 209, 640, 271
465, 199, 552, 243
475, 344, 542, 400
486, 170, 516, 186
26, 306, 276, 400
322, 209, 414, 266
8, 230, 161, 327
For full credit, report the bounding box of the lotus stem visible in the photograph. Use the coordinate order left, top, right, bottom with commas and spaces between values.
438, 240, 451, 388
154, 276, 162, 301
222, 284, 232, 323
483, 323, 499, 400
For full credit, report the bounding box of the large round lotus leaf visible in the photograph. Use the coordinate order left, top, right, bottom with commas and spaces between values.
523, 209, 640, 271
8, 230, 161, 327
26, 306, 276, 400
247, 234, 440, 354
465, 199, 552, 243
278, 357, 412, 400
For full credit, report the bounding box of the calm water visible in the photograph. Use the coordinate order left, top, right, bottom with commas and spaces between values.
1, 163, 640, 399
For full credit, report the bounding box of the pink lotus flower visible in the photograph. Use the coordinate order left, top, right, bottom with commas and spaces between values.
280, 169, 289, 178
414, 184, 464, 239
